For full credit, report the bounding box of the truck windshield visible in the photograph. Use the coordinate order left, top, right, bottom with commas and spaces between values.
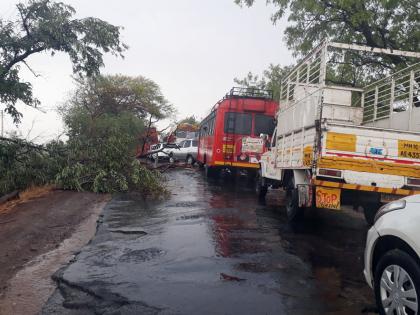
255, 114, 275, 136
224, 112, 252, 135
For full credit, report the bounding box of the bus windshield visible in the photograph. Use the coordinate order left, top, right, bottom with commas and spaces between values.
224, 112, 252, 135
255, 114, 275, 136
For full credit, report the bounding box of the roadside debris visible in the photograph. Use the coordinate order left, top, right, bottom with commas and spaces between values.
220, 273, 246, 282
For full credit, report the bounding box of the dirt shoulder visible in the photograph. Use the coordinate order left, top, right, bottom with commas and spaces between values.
0, 190, 109, 295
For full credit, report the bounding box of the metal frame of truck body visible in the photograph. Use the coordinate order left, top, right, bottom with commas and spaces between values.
260, 41, 420, 220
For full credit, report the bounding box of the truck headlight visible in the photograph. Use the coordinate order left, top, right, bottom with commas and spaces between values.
374, 199, 406, 223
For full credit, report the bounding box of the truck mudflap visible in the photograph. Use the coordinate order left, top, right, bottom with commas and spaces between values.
297, 184, 313, 208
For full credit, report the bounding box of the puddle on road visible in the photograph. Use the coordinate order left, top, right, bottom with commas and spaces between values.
119, 248, 166, 263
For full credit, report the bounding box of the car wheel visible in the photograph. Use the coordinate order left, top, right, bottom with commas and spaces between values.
374, 249, 420, 315
186, 155, 195, 165
255, 170, 268, 201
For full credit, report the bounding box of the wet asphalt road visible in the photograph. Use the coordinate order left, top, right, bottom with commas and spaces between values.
42, 168, 376, 315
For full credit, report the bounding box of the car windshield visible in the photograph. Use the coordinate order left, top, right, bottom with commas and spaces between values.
176, 130, 187, 138
224, 112, 252, 135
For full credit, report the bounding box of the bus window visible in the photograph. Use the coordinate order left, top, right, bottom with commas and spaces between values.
224, 112, 252, 135
255, 114, 275, 136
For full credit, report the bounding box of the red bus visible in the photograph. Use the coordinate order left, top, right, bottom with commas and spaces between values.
197, 87, 278, 176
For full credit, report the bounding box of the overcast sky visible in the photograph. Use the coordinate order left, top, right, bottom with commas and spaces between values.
1, 0, 294, 142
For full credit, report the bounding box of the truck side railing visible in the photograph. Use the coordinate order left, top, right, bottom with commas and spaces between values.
361, 63, 420, 130
279, 41, 420, 132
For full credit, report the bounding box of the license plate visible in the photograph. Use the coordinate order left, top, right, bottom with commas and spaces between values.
316, 187, 341, 210
380, 193, 401, 203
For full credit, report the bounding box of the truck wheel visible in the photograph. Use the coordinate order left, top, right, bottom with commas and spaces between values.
363, 203, 380, 226
285, 187, 305, 223
255, 170, 268, 201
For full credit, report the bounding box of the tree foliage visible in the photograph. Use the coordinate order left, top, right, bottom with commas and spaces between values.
178, 115, 200, 126
235, 0, 419, 69
0, 0, 127, 123
234, 64, 292, 100
68, 75, 174, 121
0, 136, 66, 195
0, 75, 171, 198
56, 75, 170, 196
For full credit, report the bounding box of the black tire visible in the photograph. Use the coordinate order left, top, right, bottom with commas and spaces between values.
374, 249, 420, 315
363, 203, 380, 226
186, 155, 195, 165
255, 170, 268, 201
285, 179, 304, 223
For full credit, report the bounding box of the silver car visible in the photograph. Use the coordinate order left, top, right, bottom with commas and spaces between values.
168, 139, 198, 164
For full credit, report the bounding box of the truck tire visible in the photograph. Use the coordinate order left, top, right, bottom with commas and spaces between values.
285, 178, 304, 223
363, 203, 380, 226
255, 170, 268, 201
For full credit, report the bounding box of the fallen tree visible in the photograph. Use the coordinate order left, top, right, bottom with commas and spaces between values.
0, 75, 174, 199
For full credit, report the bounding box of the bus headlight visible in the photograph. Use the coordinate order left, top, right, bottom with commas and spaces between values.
374, 199, 406, 223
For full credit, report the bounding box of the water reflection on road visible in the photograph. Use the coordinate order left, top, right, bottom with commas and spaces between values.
42, 168, 376, 315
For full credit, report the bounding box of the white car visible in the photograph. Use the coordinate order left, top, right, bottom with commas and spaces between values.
148, 143, 177, 161
167, 139, 198, 164
364, 194, 420, 315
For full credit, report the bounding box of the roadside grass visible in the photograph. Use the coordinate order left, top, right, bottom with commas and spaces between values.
0, 185, 54, 214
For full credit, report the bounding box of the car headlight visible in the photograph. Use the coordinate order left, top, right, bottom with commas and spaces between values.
374, 199, 406, 223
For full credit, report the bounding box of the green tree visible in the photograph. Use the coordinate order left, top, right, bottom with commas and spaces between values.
234, 64, 292, 100
68, 75, 174, 121
0, 136, 66, 195
0, 0, 127, 123
57, 75, 171, 196
235, 0, 419, 69
178, 115, 200, 126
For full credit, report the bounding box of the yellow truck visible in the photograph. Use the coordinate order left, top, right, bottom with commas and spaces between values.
258, 41, 420, 225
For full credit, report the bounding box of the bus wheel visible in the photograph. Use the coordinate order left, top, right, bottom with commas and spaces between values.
362, 203, 380, 226
255, 170, 268, 200
285, 185, 305, 223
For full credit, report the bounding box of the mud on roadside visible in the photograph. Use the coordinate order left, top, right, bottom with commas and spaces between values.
0, 190, 109, 315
